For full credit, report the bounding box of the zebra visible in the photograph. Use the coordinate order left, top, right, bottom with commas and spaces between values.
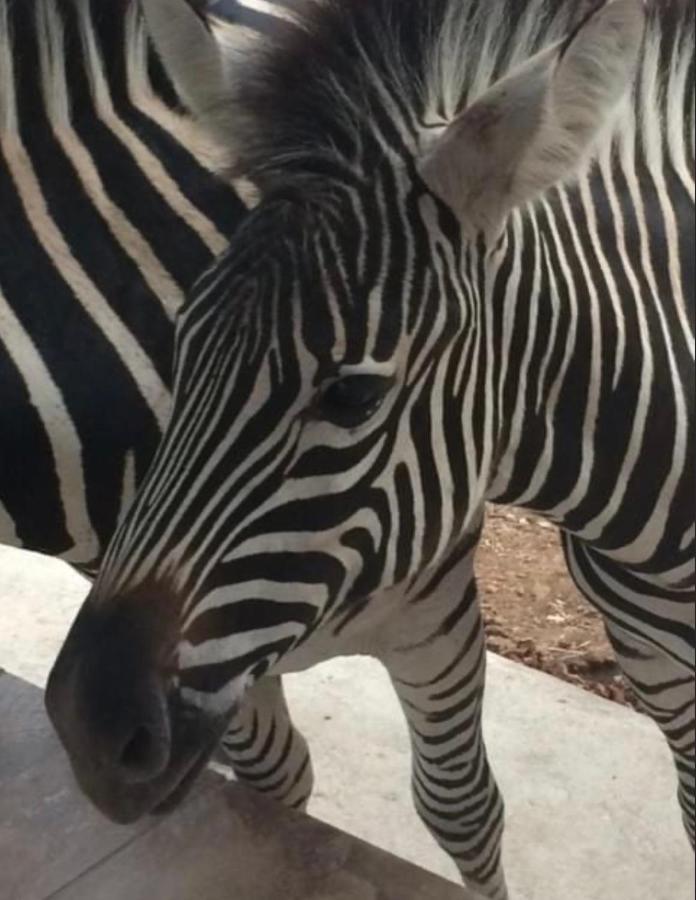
45, 0, 694, 897
0, 0, 290, 565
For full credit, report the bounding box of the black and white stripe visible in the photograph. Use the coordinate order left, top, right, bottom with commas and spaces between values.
0, 0, 296, 562
52, 1, 694, 896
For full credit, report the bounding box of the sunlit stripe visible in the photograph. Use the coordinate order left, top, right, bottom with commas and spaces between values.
1, 130, 170, 429
37, 0, 185, 321
77, 0, 228, 258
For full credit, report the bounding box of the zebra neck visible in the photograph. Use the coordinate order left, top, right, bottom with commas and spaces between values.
484, 154, 693, 565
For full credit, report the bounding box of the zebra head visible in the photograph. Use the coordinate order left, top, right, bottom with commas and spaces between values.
47, 0, 646, 822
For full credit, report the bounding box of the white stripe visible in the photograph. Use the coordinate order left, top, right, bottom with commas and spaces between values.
77, 1, 228, 258
658, 558, 695, 591
533, 238, 562, 411
636, 23, 694, 359
489, 210, 546, 502
364, 182, 390, 358
221, 527, 364, 574
237, 0, 298, 21
575, 137, 653, 543
36, 0, 185, 321
543, 187, 604, 521
391, 382, 428, 576
429, 349, 457, 560
185, 580, 328, 632
1, 129, 170, 430
593, 113, 690, 565
577, 169, 627, 389
486, 212, 525, 497
179, 621, 304, 670
118, 451, 138, 527
0, 285, 98, 559
316, 236, 347, 359
183, 429, 387, 595
0, 0, 17, 133
459, 259, 486, 510
571, 548, 694, 668
503, 220, 576, 511
680, 525, 695, 554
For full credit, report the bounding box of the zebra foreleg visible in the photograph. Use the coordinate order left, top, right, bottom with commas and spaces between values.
381, 586, 509, 900
605, 621, 696, 847
217, 676, 314, 811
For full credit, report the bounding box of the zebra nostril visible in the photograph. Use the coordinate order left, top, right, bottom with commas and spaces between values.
117, 721, 170, 782
121, 725, 154, 768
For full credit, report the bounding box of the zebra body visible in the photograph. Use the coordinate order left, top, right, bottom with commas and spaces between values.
37, 1, 694, 897
0, 0, 267, 563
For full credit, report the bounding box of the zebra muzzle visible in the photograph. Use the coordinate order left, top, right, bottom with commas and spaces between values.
45, 594, 226, 823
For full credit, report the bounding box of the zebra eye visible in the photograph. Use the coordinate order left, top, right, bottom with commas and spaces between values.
318, 374, 392, 427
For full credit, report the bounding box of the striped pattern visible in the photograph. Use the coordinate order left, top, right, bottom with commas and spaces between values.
54, 1, 695, 896
0, 0, 254, 563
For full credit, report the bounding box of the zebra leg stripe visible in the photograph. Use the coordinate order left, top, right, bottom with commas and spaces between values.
605, 621, 696, 848
564, 538, 696, 848
218, 676, 314, 811
382, 579, 508, 900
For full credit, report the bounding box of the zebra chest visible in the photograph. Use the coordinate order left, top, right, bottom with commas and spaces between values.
274, 580, 457, 678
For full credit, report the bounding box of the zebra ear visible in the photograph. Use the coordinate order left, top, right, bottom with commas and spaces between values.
419, 0, 646, 238
140, 0, 234, 136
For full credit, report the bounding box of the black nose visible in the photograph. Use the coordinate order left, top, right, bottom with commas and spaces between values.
46, 600, 172, 790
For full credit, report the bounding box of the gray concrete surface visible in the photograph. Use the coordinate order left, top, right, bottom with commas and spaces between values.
0, 545, 693, 900
1, 674, 467, 900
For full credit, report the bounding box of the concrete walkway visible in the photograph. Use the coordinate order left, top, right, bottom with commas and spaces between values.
0, 546, 693, 900
2, 674, 466, 900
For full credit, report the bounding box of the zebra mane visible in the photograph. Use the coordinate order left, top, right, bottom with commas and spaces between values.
219, 0, 694, 189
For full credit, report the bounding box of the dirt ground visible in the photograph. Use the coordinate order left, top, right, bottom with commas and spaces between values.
479, 507, 637, 709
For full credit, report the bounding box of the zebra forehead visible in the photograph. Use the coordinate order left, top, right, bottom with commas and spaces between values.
187, 183, 412, 322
